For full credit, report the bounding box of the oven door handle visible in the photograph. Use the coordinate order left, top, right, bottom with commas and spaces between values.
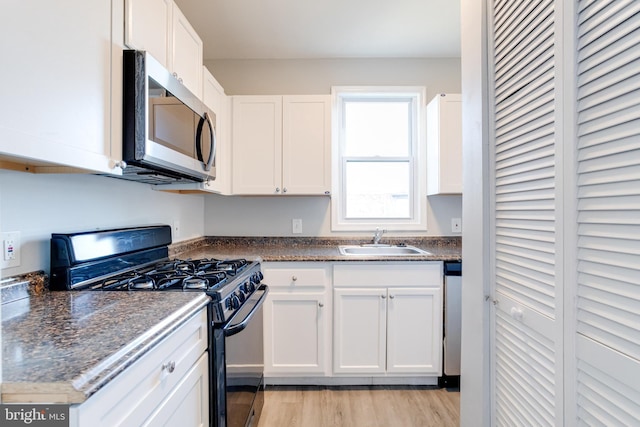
223, 284, 269, 337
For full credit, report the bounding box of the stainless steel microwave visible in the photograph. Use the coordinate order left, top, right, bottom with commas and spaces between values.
121, 50, 216, 184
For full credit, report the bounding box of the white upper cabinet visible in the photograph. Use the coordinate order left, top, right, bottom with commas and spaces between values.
426, 93, 462, 195
170, 4, 203, 97
202, 67, 230, 194
124, 0, 172, 68
232, 96, 282, 194
282, 96, 332, 195
0, 0, 124, 175
125, 0, 203, 97
232, 95, 331, 195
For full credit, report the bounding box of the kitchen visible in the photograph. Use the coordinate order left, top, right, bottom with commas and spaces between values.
1, 0, 462, 425
2, 0, 640, 427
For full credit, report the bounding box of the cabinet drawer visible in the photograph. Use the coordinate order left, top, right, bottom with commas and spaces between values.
333, 262, 442, 287
263, 263, 328, 288
72, 308, 208, 427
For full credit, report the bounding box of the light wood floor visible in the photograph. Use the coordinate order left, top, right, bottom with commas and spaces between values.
257, 385, 460, 427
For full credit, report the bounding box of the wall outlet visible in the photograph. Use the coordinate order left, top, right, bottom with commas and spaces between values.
451, 218, 462, 233
1, 231, 21, 269
292, 219, 303, 234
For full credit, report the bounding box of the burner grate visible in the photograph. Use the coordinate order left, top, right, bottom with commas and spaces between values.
91, 258, 241, 291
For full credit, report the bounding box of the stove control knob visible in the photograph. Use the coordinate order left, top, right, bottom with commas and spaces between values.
236, 290, 246, 303
230, 294, 241, 309
242, 281, 254, 294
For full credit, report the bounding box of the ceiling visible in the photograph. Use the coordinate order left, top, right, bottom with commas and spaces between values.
173, 0, 461, 60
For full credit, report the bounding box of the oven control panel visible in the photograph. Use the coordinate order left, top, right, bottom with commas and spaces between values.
213, 268, 263, 323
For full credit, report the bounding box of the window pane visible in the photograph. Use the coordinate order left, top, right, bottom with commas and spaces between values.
344, 100, 410, 157
345, 161, 410, 218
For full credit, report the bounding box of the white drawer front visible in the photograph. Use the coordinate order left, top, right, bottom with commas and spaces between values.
333, 262, 442, 287
263, 263, 328, 288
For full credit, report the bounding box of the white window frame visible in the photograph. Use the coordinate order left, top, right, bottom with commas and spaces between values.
330, 86, 427, 232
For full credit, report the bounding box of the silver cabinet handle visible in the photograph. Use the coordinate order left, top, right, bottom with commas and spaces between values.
318, 302, 324, 308
162, 361, 176, 373
291, 276, 298, 282
275, 187, 281, 193
381, 294, 387, 299
283, 187, 288, 193
389, 295, 395, 299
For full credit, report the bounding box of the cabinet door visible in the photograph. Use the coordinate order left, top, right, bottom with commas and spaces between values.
232, 96, 283, 194
386, 288, 442, 374
333, 288, 386, 374
1, 0, 119, 174
264, 292, 328, 375
143, 353, 209, 427
203, 68, 230, 194
125, 0, 172, 68
426, 93, 462, 195
282, 95, 331, 195
170, 3, 203, 98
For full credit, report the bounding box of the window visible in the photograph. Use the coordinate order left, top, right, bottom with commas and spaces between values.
331, 87, 427, 231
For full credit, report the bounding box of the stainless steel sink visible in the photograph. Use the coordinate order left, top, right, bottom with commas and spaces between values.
338, 245, 431, 256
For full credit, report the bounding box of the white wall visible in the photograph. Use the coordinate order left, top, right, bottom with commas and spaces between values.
204, 57, 463, 237
204, 194, 461, 237
0, 170, 205, 277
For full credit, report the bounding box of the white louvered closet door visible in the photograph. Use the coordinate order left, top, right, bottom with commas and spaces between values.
489, 0, 563, 425
573, 0, 640, 423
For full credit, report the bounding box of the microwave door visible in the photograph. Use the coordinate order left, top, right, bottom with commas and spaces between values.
146, 97, 209, 180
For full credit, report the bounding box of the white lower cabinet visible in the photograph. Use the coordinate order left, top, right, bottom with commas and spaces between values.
70, 308, 209, 427
263, 261, 444, 384
143, 353, 209, 427
333, 263, 443, 377
262, 263, 330, 378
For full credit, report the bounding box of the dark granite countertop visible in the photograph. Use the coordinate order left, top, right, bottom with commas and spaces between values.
170, 236, 462, 262
1, 289, 210, 404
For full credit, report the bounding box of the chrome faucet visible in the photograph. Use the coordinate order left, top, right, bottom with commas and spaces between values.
373, 227, 386, 245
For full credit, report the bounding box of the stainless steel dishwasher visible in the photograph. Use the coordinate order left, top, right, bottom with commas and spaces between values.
441, 261, 461, 387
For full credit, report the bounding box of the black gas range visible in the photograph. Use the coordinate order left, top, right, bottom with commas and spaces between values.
50, 225, 267, 427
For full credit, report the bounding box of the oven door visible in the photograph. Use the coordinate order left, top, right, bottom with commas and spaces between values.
213, 284, 268, 427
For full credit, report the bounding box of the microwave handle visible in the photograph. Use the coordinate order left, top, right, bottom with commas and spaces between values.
196, 112, 216, 172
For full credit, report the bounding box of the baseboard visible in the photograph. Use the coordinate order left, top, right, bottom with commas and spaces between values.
264, 376, 439, 386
